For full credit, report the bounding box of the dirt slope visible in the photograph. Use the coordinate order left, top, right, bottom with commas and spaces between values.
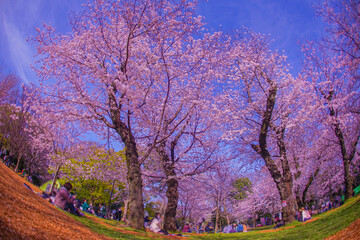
324, 217, 360, 240
0, 163, 112, 240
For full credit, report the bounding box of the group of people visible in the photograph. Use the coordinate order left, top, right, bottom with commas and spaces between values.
43, 182, 124, 221
180, 218, 247, 234
294, 196, 344, 222
80, 201, 107, 218
222, 223, 248, 233
1, 152, 34, 182
147, 214, 248, 236
80, 201, 123, 220
1, 154, 13, 168
181, 219, 215, 233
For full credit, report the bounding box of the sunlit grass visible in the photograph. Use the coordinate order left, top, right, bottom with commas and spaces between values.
66, 213, 152, 240
64, 195, 360, 240
191, 195, 360, 240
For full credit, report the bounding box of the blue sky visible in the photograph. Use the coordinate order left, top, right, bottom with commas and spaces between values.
0, 0, 324, 84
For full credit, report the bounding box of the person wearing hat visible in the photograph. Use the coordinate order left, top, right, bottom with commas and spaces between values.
182, 222, 191, 233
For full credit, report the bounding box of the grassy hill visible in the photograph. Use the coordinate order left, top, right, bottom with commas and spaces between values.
0, 163, 359, 240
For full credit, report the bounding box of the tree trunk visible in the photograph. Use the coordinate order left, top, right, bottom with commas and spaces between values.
334, 123, 354, 200
251, 85, 296, 224
224, 206, 230, 225
302, 168, 319, 206
215, 206, 219, 233
110, 86, 144, 229
14, 155, 21, 173
344, 158, 354, 200
328, 102, 359, 200
107, 179, 116, 218
163, 159, 179, 232
163, 175, 179, 231
125, 146, 144, 229
117, 125, 144, 229
49, 163, 61, 194
295, 191, 304, 209
279, 182, 296, 223
123, 199, 129, 221
157, 142, 179, 232
219, 218, 222, 232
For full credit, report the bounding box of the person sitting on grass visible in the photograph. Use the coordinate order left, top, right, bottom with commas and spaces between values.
205, 222, 214, 233
82, 199, 91, 213
197, 218, 205, 233
182, 222, 191, 233
301, 208, 311, 222
144, 215, 150, 228
236, 223, 243, 232
230, 223, 237, 233
149, 213, 168, 235
54, 182, 83, 216
274, 220, 284, 229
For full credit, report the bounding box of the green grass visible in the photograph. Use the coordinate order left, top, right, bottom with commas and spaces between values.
191, 196, 360, 240
65, 213, 152, 240
64, 195, 360, 240
249, 224, 275, 231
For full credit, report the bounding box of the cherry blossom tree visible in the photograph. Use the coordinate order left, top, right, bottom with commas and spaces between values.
285, 118, 336, 209
176, 176, 216, 229
177, 181, 201, 225
234, 167, 281, 225
142, 137, 223, 231
144, 106, 225, 231
126, 11, 226, 230
0, 82, 49, 180
317, 0, 360, 92
0, 71, 27, 172
219, 29, 314, 224
0, 104, 31, 173
24, 87, 83, 193
25, 143, 50, 184
31, 0, 225, 229
0, 69, 20, 104
302, 0, 360, 200
302, 43, 359, 200
193, 163, 243, 232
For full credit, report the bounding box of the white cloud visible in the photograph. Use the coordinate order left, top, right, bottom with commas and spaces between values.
0, 0, 43, 83
3, 19, 34, 83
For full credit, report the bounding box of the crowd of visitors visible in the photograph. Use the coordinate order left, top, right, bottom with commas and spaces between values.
176, 219, 247, 234
294, 196, 344, 223
42, 184, 124, 220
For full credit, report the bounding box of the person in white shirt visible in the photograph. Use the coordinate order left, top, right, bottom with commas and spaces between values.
302, 209, 311, 221
149, 213, 168, 235
299, 208, 311, 222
